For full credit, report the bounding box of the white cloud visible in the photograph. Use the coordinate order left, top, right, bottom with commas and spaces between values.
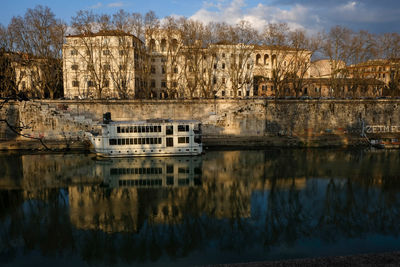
188, 0, 400, 33
341, 1, 357, 11
190, 0, 317, 32
108, 2, 124, 8
90, 2, 103, 9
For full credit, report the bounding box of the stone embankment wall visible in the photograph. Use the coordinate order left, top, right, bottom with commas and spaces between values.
2, 99, 400, 148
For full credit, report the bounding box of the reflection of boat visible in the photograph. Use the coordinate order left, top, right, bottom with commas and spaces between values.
98, 156, 202, 188
86, 113, 202, 157
370, 138, 400, 149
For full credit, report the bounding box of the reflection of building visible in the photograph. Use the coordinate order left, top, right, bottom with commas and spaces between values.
101, 156, 202, 188
69, 156, 203, 232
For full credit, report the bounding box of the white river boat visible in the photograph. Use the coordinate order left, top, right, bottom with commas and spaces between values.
86, 113, 202, 157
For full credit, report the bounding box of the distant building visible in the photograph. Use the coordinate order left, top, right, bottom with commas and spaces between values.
310, 59, 346, 79
347, 59, 400, 86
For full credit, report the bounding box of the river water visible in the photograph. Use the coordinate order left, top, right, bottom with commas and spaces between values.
1, 148, 400, 266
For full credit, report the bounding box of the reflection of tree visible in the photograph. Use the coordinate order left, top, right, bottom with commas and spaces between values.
2, 150, 400, 265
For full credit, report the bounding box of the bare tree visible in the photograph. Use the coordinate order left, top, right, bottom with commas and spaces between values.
322, 26, 352, 97
286, 29, 319, 97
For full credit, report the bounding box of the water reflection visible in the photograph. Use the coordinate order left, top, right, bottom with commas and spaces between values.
1, 149, 400, 266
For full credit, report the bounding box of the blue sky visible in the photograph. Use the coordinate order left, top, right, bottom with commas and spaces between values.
2, 0, 400, 33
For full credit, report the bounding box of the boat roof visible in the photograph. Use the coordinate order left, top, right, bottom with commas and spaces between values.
105, 119, 200, 125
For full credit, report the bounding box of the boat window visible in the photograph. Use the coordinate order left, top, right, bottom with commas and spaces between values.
166, 137, 174, 147
167, 176, 174, 185
178, 137, 190, 143
109, 139, 117, 145
117, 126, 121, 133
166, 125, 173, 135
167, 165, 174, 173
178, 125, 189, 132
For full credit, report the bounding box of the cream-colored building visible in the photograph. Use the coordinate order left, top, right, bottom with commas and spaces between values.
63, 29, 313, 99
310, 59, 346, 79
63, 30, 145, 99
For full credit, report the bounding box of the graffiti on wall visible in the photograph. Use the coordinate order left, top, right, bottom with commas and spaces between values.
366, 125, 400, 133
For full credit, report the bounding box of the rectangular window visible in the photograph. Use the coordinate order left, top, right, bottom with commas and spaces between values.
109, 139, 117, 145
118, 139, 122, 145
178, 137, 189, 143
103, 50, 110, 56
117, 126, 121, 133
166, 125, 173, 135
161, 80, 166, 88
87, 80, 95, 87
178, 125, 189, 132
151, 66, 156, 74
134, 138, 138, 144
102, 79, 109, 87
72, 81, 79, 87
122, 139, 126, 145
166, 137, 174, 147
134, 126, 137, 133
158, 138, 162, 144
71, 64, 78, 70
71, 49, 78, 56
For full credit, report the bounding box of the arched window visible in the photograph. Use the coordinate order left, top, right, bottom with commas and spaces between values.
272, 55, 277, 67
264, 54, 269, 65
150, 39, 156, 52
161, 39, 167, 52
171, 39, 178, 52
256, 54, 261, 65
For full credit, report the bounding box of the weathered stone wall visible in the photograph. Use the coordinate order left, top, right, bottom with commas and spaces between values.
3, 99, 400, 147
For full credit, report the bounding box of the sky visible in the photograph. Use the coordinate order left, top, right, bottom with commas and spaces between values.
2, 0, 400, 34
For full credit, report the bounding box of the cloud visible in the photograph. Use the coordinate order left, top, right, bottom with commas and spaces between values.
191, 0, 315, 32
108, 2, 124, 8
189, 0, 400, 33
90, 2, 103, 9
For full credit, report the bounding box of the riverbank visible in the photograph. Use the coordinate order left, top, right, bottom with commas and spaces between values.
0, 134, 371, 151
212, 251, 400, 266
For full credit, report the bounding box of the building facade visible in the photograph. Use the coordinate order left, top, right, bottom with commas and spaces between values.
63, 30, 316, 99
63, 30, 145, 99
